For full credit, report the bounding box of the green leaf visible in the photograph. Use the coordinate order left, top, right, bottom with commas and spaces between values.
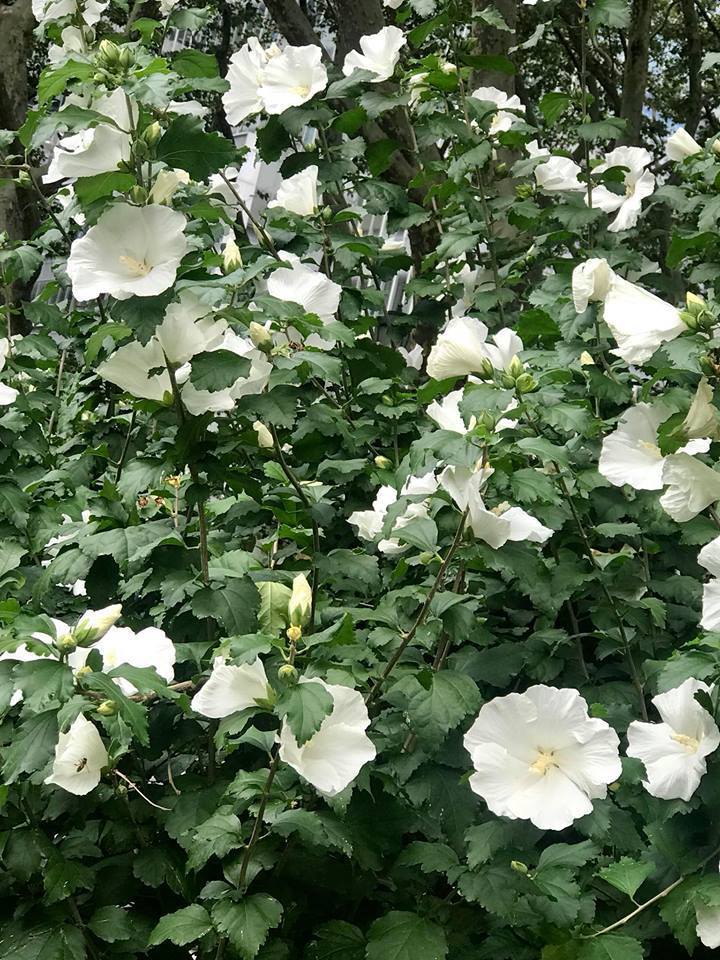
2, 709, 58, 783
148, 904, 213, 947
577, 117, 628, 141
308, 921, 365, 960
366, 139, 402, 177
395, 516, 438, 553
12, 659, 74, 713
173, 49, 219, 78
74, 172, 135, 205
406, 672, 480, 744
87, 906, 132, 943
0, 540, 26, 578
271, 809, 353, 855
578, 935, 644, 960
37, 59, 94, 103
588, 0, 630, 29
540, 92, 572, 125
598, 857, 653, 899
396, 841, 459, 875
211, 894, 283, 959
156, 115, 236, 180
43, 857, 94, 904
366, 911, 448, 960
256, 580, 292, 633
192, 581, 260, 635
189, 350, 251, 391
276, 680, 333, 745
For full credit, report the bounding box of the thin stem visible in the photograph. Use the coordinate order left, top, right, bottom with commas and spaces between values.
366, 508, 469, 706
47, 347, 68, 436
115, 769, 170, 811
26, 170, 72, 245
236, 751, 281, 891
217, 171, 279, 258
270, 424, 321, 629
115, 410, 137, 482
579, 0, 594, 250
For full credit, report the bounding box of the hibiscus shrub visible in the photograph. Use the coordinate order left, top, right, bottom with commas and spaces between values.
3, 1, 720, 958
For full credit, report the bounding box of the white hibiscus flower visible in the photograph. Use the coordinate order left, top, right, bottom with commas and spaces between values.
427, 316, 522, 380
0, 339, 18, 406
278, 678, 376, 796
191, 657, 270, 718
697, 537, 720, 631
599, 402, 710, 490
342, 26, 406, 83
470, 86, 526, 135
69, 625, 175, 695
439, 465, 552, 548
627, 678, 720, 800
348, 474, 438, 555
268, 165, 320, 217
463, 685, 621, 830
67, 204, 187, 301
534, 156, 584, 192
427, 388, 476, 434
45, 714, 108, 796
258, 44, 328, 114
665, 127, 702, 162
587, 146, 655, 232
660, 453, 720, 522
222, 38, 268, 125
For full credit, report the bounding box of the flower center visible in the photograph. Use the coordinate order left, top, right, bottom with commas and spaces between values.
529, 748, 557, 775
292, 84, 310, 97
104, 650, 119, 669
119, 254, 151, 277
671, 732, 700, 752
638, 440, 662, 458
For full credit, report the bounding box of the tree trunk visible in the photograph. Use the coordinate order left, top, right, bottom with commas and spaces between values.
619, 0, 653, 145
471, 0, 517, 95
0, 0, 39, 241
679, 0, 702, 135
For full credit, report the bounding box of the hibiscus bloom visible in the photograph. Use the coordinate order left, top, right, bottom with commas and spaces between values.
222, 38, 267, 125
427, 316, 522, 380
464, 685, 621, 830
439, 465, 552, 548
599, 402, 709, 490
665, 127, 702, 161
45, 714, 108, 796
586, 146, 655, 233
697, 536, 720, 631
69, 625, 176, 695
627, 678, 720, 800
660, 453, 720, 522
268, 165, 320, 217
534, 156, 584, 192
427, 388, 477, 434
342, 26, 406, 83
191, 657, 270, 718
348, 474, 438, 555
0, 339, 18, 406
279, 679, 376, 796
470, 86, 525, 135
67, 204, 187, 301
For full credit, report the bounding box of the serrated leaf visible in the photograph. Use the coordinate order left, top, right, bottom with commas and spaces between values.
211, 894, 283, 960
156, 114, 236, 180
406, 672, 480, 744
276, 680, 333, 745
148, 904, 213, 947
597, 857, 653, 899
366, 911, 447, 960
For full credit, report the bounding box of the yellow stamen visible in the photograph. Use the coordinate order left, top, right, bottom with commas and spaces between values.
530, 749, 557, 775
292, 85, 310, 97
119, 255, 151, 277
671, 732, 700, 752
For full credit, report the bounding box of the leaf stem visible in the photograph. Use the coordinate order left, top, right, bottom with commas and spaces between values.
236, 751, 281, 891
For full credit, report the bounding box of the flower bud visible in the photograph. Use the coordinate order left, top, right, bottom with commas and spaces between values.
500, 372, 516, 389
222, 234, 243, 272
510, 860, 529, 875
515, 373, 538, 394
56, 633, 78, 654
321, 205, 333, 221
118, 47, 135, 70
142, 121, 162, 147
418, 551, 435, 564
277, 663, 298, 685
479, 357, 495, 380
713, 139, 720, 157
16, 170, 32, 188
579, 351, 595, 366
74, 665, 92, 678
286, 624, 302, 643
128, 185, 148, 205
515, 182, 534, 200
288, 573, 312, 628
374, 455, 392, 470
73, 604, 122, 646
97, 38, 120, 66
687, 291, 706, 315
96, 699, 117, 716
253, 421, 274, 448
133, 140, 148, 160
507, 355, 524, 379
680, 310, 699, 331
248, 321, 273, 352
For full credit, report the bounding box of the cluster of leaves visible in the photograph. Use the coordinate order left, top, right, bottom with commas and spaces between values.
1, 1, 720, 959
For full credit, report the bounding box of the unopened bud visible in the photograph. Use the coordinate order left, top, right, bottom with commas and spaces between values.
248, 321, 273, 352
579, 351, 595, 366
288, 573, 312, 628
418, 551, 435, 564
96, 699, 117, 716
681, 310, 699, 331
510, 860, 529, 875
277, 663, 298, 685
374, 455, 392, 469
56, 633, 78, 654
516, 182, 534, 200
500, 372, 516, 389
142, 121, 162, 147
507, 355, 524, 379
713, 139, 720, 157
133, 140, 148, 161
515, 373, 538, 394
381, 395, 394, 406
222, 234, 243, 272
253, 421, 274, 448
687, 291, 706, 314
479, 357, 495, 380
74, 665, 92, 678
16, 170, 32, 188
286, 624, 302, 644
98, 38, 120, 66
321, 205, 333, 221
73, 604, 122, 646
118, 47, 134, 70
129, 185, 148, 205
